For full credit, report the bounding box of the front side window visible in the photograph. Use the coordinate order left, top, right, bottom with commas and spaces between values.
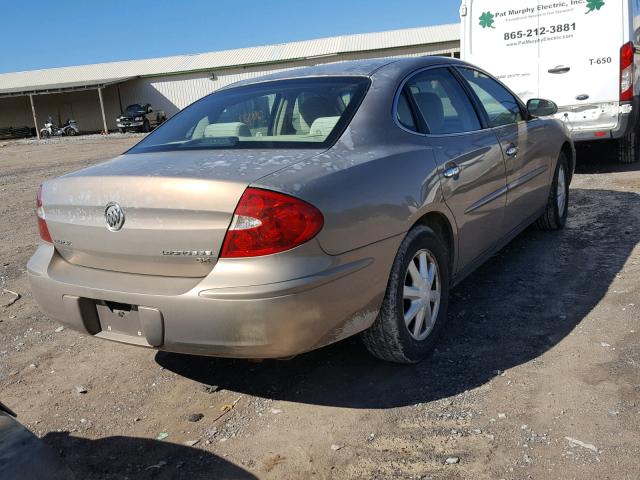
403, 68, 481, 135
130, 77, 369, 152
457, 68, 523, 128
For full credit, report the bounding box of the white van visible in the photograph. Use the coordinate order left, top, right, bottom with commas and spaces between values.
461, 0, 640, 163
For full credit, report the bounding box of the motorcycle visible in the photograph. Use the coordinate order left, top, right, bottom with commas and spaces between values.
40, 118, 79, 138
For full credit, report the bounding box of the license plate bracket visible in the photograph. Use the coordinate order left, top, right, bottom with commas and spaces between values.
94, 301, 164, 347
96, 301, 143, 338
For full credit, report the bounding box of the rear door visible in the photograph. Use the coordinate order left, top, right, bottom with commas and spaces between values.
538, 0, 624, 112
400, 67, 508, 270
463, 0, 540, 101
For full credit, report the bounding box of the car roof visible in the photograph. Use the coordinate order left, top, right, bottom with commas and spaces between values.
222, 56, 466, 88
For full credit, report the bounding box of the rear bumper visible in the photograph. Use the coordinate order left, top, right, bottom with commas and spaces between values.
572, 98, 640, 143
27, 239, 398, 358
571, 113, 631, 142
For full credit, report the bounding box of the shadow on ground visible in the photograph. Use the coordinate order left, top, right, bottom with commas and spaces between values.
43, 432, 256, 480
157, 188, 640, 409
575, 141, 640, 174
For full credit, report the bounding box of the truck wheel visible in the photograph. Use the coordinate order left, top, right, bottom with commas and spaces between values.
118, 128, 126, 134
617, 130, 639, 164
142, 120, 151, 133
362, 225, 450, 364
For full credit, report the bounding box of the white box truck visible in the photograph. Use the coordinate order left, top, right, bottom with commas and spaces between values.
461, 0, 640, 163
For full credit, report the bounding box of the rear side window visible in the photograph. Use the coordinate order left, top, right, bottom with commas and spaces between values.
457, 68, 523, 128
403, 68, 481, 135
396, 91, 417, 131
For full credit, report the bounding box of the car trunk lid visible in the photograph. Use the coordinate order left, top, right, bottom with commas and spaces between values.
41, 149, 320, 277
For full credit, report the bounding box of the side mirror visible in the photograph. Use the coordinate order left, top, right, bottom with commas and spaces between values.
527, 98, 558, 118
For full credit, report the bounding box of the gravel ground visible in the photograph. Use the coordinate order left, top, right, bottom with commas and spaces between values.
0, 138, 639, 479
0, 132, 146, 148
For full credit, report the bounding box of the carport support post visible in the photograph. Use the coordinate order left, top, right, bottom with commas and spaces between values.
98, 87, 108, 135
29, 95, 40, 140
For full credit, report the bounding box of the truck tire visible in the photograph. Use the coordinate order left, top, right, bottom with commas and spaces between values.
617, 130, 639, 164
142, 120, 151, 133
118, 128, 126, 134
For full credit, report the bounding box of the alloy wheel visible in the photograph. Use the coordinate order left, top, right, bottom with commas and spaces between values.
557, 164, 567, 215
402, 249, 441, 341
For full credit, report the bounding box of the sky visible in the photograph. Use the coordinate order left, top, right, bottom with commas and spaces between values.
0, 0, 459, 74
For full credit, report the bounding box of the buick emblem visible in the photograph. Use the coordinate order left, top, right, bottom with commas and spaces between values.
105, 202, 125, 232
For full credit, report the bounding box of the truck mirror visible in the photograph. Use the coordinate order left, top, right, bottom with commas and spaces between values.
527, 98, 558, 118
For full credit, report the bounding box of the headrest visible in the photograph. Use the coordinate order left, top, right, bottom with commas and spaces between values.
307, 116, 340, 138
203, 122, 251, 138
300, 97, 339, 126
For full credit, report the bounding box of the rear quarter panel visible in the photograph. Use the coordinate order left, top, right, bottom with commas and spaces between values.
255, 62, 457, 257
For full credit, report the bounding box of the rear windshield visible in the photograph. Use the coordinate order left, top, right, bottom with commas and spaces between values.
129, 77, 370, 152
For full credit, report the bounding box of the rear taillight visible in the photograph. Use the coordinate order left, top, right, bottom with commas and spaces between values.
220, 188, 324, 258
620, 42, 635, 102
36, 185, 52, 243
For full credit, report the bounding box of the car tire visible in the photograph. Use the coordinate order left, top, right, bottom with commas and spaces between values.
535, 152, 569, 230
362, 225, 450, 364
119, 128, 126, 134
617, 129, 639, 164
142, 120, 151, 133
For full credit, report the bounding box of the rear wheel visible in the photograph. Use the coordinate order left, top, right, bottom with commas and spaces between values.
362, 226, 450, 364
617, 130, 640, 164
535, 152, 569, 230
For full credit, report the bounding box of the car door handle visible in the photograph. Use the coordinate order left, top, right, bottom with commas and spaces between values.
505, 145, 518, 157
443, 165, 461, 179
548, 66, 571, 74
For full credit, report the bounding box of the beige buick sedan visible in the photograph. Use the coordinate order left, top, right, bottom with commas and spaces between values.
28, 57, 574, 363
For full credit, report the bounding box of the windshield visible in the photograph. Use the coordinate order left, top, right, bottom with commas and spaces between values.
124, 104, 145, 115
129, 77, 370, 152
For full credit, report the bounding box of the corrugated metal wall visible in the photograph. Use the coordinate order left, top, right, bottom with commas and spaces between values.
0, 41, 458, 133
118, 40, 459, 119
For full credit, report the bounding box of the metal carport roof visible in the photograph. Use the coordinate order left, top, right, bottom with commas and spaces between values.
0, 23, 459, 96
0, 76, 136, 98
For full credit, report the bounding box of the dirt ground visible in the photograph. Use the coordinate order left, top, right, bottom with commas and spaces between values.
1, 136, 639, 480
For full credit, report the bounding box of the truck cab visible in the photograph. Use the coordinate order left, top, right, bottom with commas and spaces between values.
461, 0, 640, 163
116, 103, 166, 133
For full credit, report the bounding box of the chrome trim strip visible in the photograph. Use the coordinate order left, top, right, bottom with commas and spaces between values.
464, 186, 508, 214
506, 165, 548, 191
463, 164, 548, 214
